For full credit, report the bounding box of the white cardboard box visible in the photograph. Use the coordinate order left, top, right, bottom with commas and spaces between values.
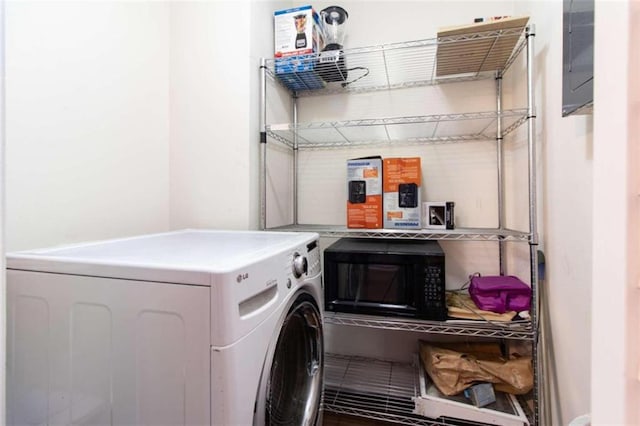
274, 5, 324, 57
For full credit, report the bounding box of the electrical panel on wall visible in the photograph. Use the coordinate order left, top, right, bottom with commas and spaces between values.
562, 0, 594, 116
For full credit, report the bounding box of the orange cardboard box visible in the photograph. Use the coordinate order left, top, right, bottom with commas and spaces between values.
383, 157, 422, 229
347, 157, 383, 229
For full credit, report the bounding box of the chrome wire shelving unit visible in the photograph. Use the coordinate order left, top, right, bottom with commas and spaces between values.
259, 19, 540, 426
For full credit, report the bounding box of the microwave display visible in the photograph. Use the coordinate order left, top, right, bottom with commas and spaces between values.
324, 238, 447, 320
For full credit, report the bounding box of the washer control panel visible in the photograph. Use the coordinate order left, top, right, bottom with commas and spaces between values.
305, 239, 321, 277
291, 239, 321, 279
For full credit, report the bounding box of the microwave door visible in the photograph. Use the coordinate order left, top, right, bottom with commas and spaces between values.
341, 263, 404, 306
363, 264, 403, 304
339, 263, 364, 301
352, 264, 364, 302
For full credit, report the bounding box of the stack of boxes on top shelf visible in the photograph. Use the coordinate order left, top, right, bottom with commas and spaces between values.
273, 5, 325, 91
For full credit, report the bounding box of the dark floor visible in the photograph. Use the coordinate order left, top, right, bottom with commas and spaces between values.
323, 412, 394, 426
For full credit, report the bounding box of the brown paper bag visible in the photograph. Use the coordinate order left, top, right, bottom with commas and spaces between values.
419, 341, 533, 396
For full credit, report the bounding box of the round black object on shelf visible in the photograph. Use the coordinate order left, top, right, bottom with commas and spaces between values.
321, 6, 348, 25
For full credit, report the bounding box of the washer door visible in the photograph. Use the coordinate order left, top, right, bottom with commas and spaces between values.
263, 292, 323, 426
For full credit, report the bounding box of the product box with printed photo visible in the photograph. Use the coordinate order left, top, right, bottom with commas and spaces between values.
383, 157, 422, 229
347, 156, 383, 229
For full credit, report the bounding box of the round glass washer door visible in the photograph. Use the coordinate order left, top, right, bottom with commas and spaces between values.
265, 293, 323, 426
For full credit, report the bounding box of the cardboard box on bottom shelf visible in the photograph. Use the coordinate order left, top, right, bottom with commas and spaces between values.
383, 157, 422, 229
414, 341, 531, 426
347, 157, 383, 229
414, 364, 530, 426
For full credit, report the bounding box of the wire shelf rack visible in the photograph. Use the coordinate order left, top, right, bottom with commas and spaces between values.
324, 353, 508, 425
324, 313, 535, 340
324, 353, 426, 425
266, 109, 529, 149
266, 225, 532, 243
264, 26, 528, 96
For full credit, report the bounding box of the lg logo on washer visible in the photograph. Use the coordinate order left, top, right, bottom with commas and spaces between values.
236, 272, 249, 283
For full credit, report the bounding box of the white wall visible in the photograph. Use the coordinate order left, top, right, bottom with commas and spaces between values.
5, 0, 280, 249
5, 1, 171, 251
168, 0, 285, 232
169, 1, 252, 230
0, 0, 5, 421
591, 1, 640, 424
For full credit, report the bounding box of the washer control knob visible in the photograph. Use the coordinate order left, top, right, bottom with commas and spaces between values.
292, 253, 308, 278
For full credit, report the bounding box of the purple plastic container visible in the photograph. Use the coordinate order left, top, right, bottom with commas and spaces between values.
469, 275, 531, 314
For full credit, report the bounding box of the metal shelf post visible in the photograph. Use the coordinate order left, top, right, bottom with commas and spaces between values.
526, 24, 540, 426
496, 70, 506, 275
292, 94, 299, 225
259, 58, 267, 230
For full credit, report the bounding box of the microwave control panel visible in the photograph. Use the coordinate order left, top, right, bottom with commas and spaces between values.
423, 264, 447, 320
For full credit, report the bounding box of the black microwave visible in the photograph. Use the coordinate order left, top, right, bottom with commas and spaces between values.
323, 238, 447, 320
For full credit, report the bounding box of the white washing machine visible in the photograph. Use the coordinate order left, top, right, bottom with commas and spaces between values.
6, 229, 324, 426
